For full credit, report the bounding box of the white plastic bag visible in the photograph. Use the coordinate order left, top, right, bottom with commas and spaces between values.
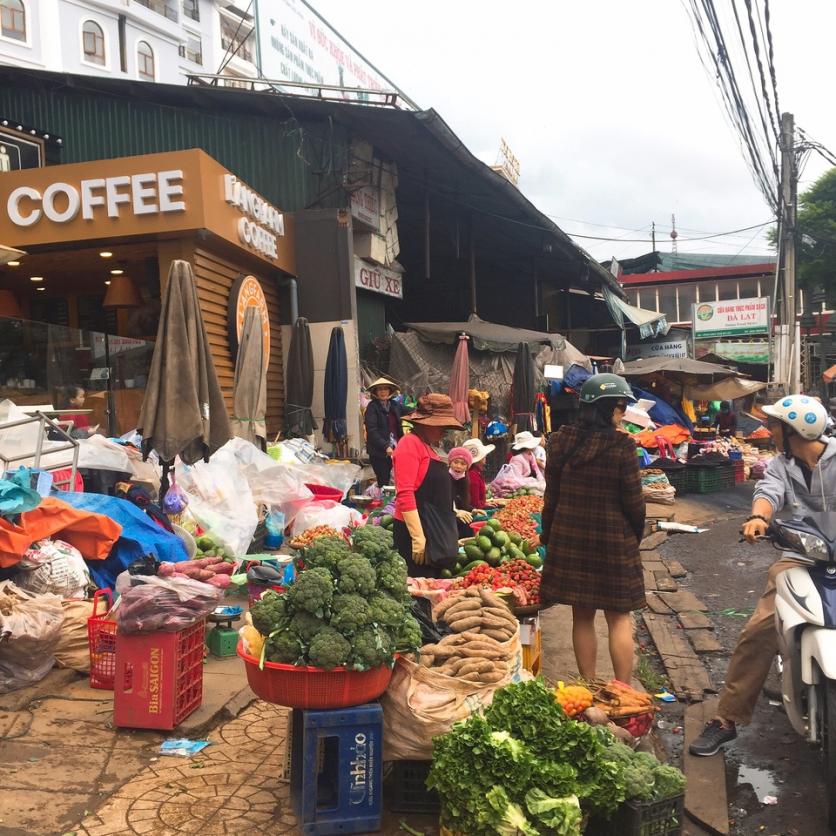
289, 501, 363, 537
176, 457, 259, 557
0, 581, 64, 693
75, 435, 133, 472
16, 539, 91, 598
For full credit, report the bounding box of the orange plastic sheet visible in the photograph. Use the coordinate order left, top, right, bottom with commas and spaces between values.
0, 497, 122, 568
632, 424, 691, 449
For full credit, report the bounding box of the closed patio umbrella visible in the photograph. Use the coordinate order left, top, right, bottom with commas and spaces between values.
285, 317, 317, 438
323, 326, 348, 456
137, 259, 231, 494
449, 333, 471, 425
511, 341, 536, 433
231, 306, 267, 450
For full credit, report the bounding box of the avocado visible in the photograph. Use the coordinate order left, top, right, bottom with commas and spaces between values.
494, 531, 510, 548
464, 544, 485, 562
477, 535, 493, 553
486, 518, 502, 531
486, 547, 502, 566
526, 554, 543, 568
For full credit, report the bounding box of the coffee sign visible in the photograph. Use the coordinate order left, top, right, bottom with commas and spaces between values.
229, 275, 271, 360
354, 258, 403, 299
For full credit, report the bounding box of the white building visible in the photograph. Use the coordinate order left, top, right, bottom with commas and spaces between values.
0, 0, 413, 105
0, 0, 260, 85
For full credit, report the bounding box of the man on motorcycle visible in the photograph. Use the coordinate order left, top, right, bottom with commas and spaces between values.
690, 394, 835, 756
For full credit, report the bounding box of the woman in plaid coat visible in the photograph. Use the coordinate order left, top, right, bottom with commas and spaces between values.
540, 373, 646, 683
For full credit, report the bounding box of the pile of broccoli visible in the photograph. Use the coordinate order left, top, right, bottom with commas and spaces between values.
249, 525, 422, 670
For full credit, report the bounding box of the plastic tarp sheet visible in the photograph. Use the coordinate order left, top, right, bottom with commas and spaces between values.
57, 492, 188, 591
621, 357, 741, 379
630, 386, 694, 432
603, 284, 670, 339
390, 327, 590, 409
684, 377, 767, 402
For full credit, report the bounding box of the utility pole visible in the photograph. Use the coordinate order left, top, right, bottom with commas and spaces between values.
778, 112, 799, 393
651, 221, 656, 254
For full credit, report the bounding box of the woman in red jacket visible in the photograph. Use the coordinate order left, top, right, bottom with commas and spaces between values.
392, 394, 464, 577
462, 437, 495, 510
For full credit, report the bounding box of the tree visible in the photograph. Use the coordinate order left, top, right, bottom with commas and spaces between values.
769, 167, 836, 301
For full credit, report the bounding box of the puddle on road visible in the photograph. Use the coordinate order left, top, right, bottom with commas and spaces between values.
736, 764, 779, 801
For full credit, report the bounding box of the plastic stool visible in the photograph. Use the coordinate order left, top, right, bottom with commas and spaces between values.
290, 702, 383, 835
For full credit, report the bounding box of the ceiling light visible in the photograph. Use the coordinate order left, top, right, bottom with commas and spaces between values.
99, 251, 113, 258
110, 268, 124, 275
104, 280, 111, 285
36, 287, 45, 292
30, 276, 43, 282
7, 261, 20, 267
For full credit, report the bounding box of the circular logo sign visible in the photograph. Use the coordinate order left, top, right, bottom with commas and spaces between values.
696, 304, 714, 322
229, 275, 270, 361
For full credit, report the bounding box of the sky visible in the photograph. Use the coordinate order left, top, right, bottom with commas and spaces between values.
308, 0, 836, 264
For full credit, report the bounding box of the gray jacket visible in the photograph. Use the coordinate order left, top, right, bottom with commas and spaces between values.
754, 437, 836, 515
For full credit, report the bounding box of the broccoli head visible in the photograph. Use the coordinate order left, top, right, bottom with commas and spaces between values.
250, 590, 289, 637
302, 536, 352, 572
651, 763, 686, 800
350, 624, 395, 669
368, 591, 406, 627
352, 525, 394, 563
289, 610, 327, 643
337, 555, 377, 596
307, 627, 351, 669
330, 593, 371, 634
264, 629, 304, 664
286, 567, 334, 617
376, 552, 408, 596
622, 753, 655, 801
394, 613, 422, 652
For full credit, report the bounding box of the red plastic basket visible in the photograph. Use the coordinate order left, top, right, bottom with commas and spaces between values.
87, 588, 117, 690
114, 621, 205, 730
238, 641, 394, 709
305, 483, 344, 502
612, 710, 655, 738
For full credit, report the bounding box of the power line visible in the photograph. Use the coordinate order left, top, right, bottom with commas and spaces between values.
564, 220, 773, 243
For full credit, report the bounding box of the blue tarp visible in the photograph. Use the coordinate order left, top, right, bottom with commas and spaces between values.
630, 385, 694, 432
57, 492, 188, 590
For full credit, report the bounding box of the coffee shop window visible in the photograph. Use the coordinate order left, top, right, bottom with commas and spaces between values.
1, 0, 26, 42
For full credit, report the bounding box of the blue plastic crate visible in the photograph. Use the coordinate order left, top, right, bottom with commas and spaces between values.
290, 703, 383, 835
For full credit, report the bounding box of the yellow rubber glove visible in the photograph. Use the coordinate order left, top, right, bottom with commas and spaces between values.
402, 509, 426, 564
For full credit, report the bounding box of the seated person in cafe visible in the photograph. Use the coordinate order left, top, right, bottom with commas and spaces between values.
57, 384, 96, 438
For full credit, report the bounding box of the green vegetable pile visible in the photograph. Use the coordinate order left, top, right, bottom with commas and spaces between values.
249, 525, 420, 670
427, 678, 685, 835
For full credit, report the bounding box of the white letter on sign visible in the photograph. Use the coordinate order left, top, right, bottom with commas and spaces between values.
42, 182, 80, 223
131, 173, 158, 215
7, 186, 42, 226
157, 170, 185, 212
80, 178, 105, 220
105, 175, 131, 218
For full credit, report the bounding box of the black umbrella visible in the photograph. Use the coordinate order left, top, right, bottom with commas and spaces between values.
323, 326, 348, 455
285, 317, 317, 437
511, 341, 536, 433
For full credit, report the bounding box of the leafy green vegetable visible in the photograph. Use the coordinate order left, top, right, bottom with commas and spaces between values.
337, 555, 377, 596
286, 567, 334, 617
250, 590, 289, 636
301, 536, 352, 571
352, 525, 394, 563
307, 627, 351, 669
651, 763, 686, 800
349, 624, 395, 670
485, 786, 539, 836
524, 788, 583, 835
263, 631, 304, 664
330, 593, 370, 634
289, 611, 327, 643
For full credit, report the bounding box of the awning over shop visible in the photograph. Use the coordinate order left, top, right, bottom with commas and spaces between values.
621, 357, 741, 379
602, 285, 669, 339
685, 378, 767, 402
406, 315, 581, 354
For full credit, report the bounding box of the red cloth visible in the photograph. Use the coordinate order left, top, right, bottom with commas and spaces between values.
59, 412, 90, 430
0, 496, 121, 568
468, 466, 486, 509
392, 433, 440, 518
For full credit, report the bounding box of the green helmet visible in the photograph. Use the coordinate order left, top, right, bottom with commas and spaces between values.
579, 373, 635, 404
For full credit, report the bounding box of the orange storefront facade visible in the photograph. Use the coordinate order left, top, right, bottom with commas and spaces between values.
0, 150, 296, 435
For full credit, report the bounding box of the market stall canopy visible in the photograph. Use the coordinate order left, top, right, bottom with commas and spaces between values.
602, 285, 670, 339
621, 357, 742, 380
685, 377, 768, 402
406, 316, 572, 353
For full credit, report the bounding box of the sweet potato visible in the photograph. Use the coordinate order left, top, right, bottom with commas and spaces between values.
449, 616, 483, 633
206, 574, 231, 588
211, 562, 235, 575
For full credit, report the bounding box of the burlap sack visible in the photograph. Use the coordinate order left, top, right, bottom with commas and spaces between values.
54, 599, 95, 672
381, 628, 530, 761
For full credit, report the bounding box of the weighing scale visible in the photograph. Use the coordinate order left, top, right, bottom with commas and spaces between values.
206, 605, 243, 657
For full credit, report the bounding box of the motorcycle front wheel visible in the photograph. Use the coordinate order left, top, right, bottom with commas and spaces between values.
817, 663, 836, 831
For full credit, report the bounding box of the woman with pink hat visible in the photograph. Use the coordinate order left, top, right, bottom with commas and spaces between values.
448, 445, 475, 537
392, 393, 464, 577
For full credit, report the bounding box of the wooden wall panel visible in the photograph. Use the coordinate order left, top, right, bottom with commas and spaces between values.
192, 246, 284, 437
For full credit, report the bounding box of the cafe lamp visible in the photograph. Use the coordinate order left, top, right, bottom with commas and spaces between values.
103, 275, 142, 308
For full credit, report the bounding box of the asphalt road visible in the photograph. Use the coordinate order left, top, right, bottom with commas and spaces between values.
660, 516, 834, 836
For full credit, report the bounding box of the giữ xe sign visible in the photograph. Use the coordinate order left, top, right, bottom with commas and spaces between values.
353, 257, 403, 299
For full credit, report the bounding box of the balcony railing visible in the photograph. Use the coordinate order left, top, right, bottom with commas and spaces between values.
221, 36, 253, 64
134, 0, 178, 22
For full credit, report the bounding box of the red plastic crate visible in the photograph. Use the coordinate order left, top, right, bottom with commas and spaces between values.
733, 460, 745, 483
87, 589, 117, 690
114, 621, 205, 730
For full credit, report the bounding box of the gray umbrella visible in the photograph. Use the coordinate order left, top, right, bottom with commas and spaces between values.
138, 259, 231, 492
285, 317, 317, 437
231, 306, 267, 450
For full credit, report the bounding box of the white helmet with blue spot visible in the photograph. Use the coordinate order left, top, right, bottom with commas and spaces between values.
762, 395, 828, 441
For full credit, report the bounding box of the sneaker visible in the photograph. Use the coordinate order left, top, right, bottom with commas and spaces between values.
688, 719, 737, 757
